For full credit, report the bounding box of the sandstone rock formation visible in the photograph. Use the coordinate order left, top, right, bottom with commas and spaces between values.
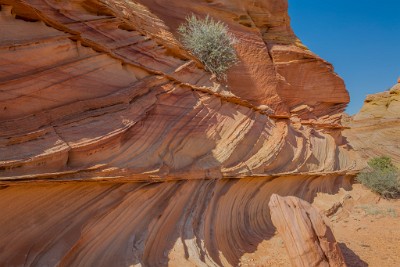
269, 194, 346, 267
0, 0, 360, 266
0, 175, 352, 266
0, 0, 359, 179
343, 81, 400, 165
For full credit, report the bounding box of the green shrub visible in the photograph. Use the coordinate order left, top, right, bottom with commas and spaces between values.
178, 14, 238, 81
357, 156, 400, 198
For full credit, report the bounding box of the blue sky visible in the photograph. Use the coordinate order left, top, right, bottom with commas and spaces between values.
288, 0, 400, 114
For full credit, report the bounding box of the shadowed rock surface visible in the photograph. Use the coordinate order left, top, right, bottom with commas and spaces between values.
0, 0, 361, 266
0, 175, 352, 266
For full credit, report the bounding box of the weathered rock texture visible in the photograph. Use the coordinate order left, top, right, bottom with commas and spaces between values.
269, 194, 346, 267
0, 0, 358, 266
343, 82, 400, 165
0, 0, 358, 180
0, 175, 352, 266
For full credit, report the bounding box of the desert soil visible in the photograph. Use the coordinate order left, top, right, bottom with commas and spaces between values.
319, 184, 400, 267
240, 183, 400, 267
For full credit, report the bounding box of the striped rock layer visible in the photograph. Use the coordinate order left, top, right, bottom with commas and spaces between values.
343, 82, 400, 166
0, 0, 359, 266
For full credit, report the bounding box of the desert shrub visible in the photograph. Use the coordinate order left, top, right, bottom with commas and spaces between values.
357, 205, 398, 217
357, 156, 400, 198
178, 14, 238, 80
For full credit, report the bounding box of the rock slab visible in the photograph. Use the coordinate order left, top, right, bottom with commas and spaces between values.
269, 194, 346, 267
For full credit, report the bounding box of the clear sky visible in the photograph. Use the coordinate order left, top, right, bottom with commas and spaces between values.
288, 0, 400, 114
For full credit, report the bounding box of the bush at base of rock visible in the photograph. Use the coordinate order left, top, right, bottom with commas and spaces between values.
357, 156, 400, 198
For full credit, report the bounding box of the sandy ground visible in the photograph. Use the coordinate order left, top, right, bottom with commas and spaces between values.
243, 183, 400, 267
318, 184, 400, 267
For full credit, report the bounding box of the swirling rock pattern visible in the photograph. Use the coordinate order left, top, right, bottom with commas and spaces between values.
0, 0, 359, 266
0, 175, 352, 266
0, 0, 358, 180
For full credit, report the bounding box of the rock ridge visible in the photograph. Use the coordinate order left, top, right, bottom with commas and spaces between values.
0, 0, 359, 180
343, 81, 400, 165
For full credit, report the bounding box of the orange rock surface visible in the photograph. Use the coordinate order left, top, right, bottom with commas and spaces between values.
0, 175, 352, 266
0, 0, 360, 266
0, 0, 357, 180
269, 194, 346, 267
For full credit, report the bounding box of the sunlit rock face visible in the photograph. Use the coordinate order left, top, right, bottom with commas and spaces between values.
0, 0, 356, 179
0, 0, 358, 266
343, 82, 400, 165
